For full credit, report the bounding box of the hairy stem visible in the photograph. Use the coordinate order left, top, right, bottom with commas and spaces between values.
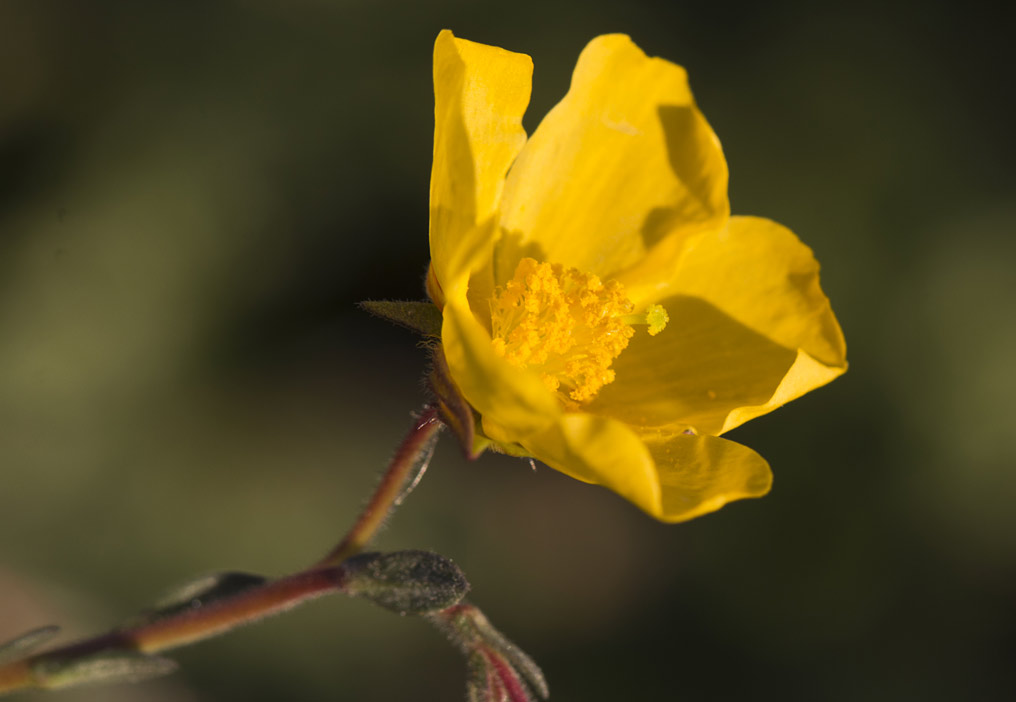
316, 406, 442, 567
0, 407, 444, 695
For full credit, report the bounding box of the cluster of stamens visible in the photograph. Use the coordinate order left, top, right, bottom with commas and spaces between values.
489, 258, 668, 405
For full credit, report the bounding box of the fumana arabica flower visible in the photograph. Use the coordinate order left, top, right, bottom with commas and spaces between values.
424, 30, 847, 522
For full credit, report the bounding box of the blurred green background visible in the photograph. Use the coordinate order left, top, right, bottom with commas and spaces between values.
2, 1, 1014, 700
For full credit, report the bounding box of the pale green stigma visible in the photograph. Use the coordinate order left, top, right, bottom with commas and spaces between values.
620, 304, 669, 336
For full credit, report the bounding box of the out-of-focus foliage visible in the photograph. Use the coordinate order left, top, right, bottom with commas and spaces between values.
1, 1, 1013, 700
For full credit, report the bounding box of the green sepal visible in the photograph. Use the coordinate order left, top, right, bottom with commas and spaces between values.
430, 347, 482, 459
343, 550, 469, 615
359, 300, 442, 337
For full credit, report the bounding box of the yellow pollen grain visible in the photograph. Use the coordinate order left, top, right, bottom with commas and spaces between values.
489, 258, 666, 405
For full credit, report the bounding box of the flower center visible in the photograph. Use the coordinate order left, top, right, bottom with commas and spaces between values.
489, 258, 668, 405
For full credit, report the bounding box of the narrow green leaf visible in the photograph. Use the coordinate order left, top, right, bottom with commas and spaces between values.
0, 625, 60, 665
127, 572, 267, 626
33, 651, 177, 690
359, 300, 442, 337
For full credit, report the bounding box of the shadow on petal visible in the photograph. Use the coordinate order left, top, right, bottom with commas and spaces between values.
491, 228, 548, 289
591, 295, 799, 435
654, 104, 729, 244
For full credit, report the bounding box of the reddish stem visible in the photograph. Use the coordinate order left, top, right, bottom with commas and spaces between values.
316, 406, 442, 567
0, 568, 346, 694
0, 407, 444, 695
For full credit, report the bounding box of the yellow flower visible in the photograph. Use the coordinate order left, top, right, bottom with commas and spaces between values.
425, 30, 847, 522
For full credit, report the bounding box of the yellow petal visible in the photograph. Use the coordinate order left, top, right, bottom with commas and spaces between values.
429, 30, 533, 297
595, 216, 847, 435
622, 215, 847, 369
721, 347, 844, 432
521, 413, 662, 517
495, 34, 729, 285
590, 295, 803, 435
521, 415, 770, 522
440, 294, 560, 438
641, 431, 772, 522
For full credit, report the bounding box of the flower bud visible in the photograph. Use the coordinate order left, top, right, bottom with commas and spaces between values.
342, 550, 469, 615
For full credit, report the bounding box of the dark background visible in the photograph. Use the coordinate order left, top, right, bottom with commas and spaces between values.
2, 1, 1014, 700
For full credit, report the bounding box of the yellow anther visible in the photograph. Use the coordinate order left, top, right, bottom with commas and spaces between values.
489, 258, 667, 405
